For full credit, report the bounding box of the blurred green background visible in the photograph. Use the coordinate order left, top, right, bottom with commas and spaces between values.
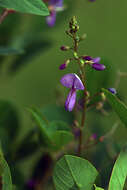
0, 0, 127, 188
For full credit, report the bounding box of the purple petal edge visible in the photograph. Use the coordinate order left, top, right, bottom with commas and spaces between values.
65, 89, 76, 111
60, 73, 84, 90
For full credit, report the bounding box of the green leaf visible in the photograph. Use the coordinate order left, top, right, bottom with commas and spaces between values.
28, 108, 52, 146
51, 131, 74, 150
102, 88, 127, 127
0, 47, 24, 55
41, 105, 74, 125
0, 0, 49, 16
94, 184, 104, 190
0, 147, 13, 190
48, 121, 74, 150
53, 155, 98, 190
108, 147, 127, 190
28, 108, 74, 150
0, 100, 19, 154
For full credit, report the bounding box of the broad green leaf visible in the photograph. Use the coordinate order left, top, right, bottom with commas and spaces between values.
0, 148, 13, 190
102, 88, 127, 127
53, 155, 98, 190
0, 47, 24, 55
0, 0, 49, 16
108, 147, 127, 190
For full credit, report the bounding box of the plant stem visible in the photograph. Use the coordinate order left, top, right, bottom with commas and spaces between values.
73, 32, 87, 156
77, 65, 87, 156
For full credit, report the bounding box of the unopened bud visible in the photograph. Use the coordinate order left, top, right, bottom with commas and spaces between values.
60, 46, 70, 51
99, 136, 104, 142
80, 59, 84, 66
74, 52, 78, 59
85, 91, 90, 98
96, 102, 103, 110
80, 33, 87, 41
101, 92, 106, 101
90, 133, 97, 141
59, 59, 70, 70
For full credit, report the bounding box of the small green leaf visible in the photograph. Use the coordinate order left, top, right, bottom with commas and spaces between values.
94, 184, 104, 190
48, 121, 74, 150
0, 147, 13, 190
102, 88, 127, 127
41, 105, 74, 125
51, 131, 74, 150
28, 108, 52, 146
0, 47, 24, 55
28, 108, 73, 150
0, 0, 49, 16
108, 147, 127, 190
53, 155, 98, 190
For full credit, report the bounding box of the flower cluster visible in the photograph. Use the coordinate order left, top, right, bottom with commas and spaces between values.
44, 0, 63, 27
59, 17, 116, 112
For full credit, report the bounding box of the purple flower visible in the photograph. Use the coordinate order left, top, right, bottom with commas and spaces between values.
60, 73, 84, 111
108, 88, 117, 94
83, 56, 106, 71
92, 63, 106, 71
46, 0, 63, 27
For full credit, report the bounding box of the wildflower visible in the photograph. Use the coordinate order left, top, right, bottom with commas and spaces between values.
60, 73, 84, 111
108, 88, 117, 94
83, 56, 106, 71
45, 0, 63, 27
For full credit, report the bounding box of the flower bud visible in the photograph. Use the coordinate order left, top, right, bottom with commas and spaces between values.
79, 33, 87, 41
82, 56, 92, 61
92, 63, 106, 71
59, 59, 70, 70
59, 63, 66, 70
108, 88, 117, 94
96, 102, 103, 110
101, 92, 106, 101
90, 133, 97, 141
60, 46, 70, 51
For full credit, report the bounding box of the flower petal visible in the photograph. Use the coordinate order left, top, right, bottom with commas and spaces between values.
82, 56, 92, 61
60, 73, 84, 90
108, 88, 117, 94
46, 10, 56, 27
50, 0, 63, 7
92, 57, 101, 64
92, 63, 106, 71
65, 89, 76, 111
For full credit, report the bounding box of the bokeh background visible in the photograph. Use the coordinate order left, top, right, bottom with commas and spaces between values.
0, 0, 127, 189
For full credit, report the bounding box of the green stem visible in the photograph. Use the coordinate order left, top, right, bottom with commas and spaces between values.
73, 32, 87, 156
